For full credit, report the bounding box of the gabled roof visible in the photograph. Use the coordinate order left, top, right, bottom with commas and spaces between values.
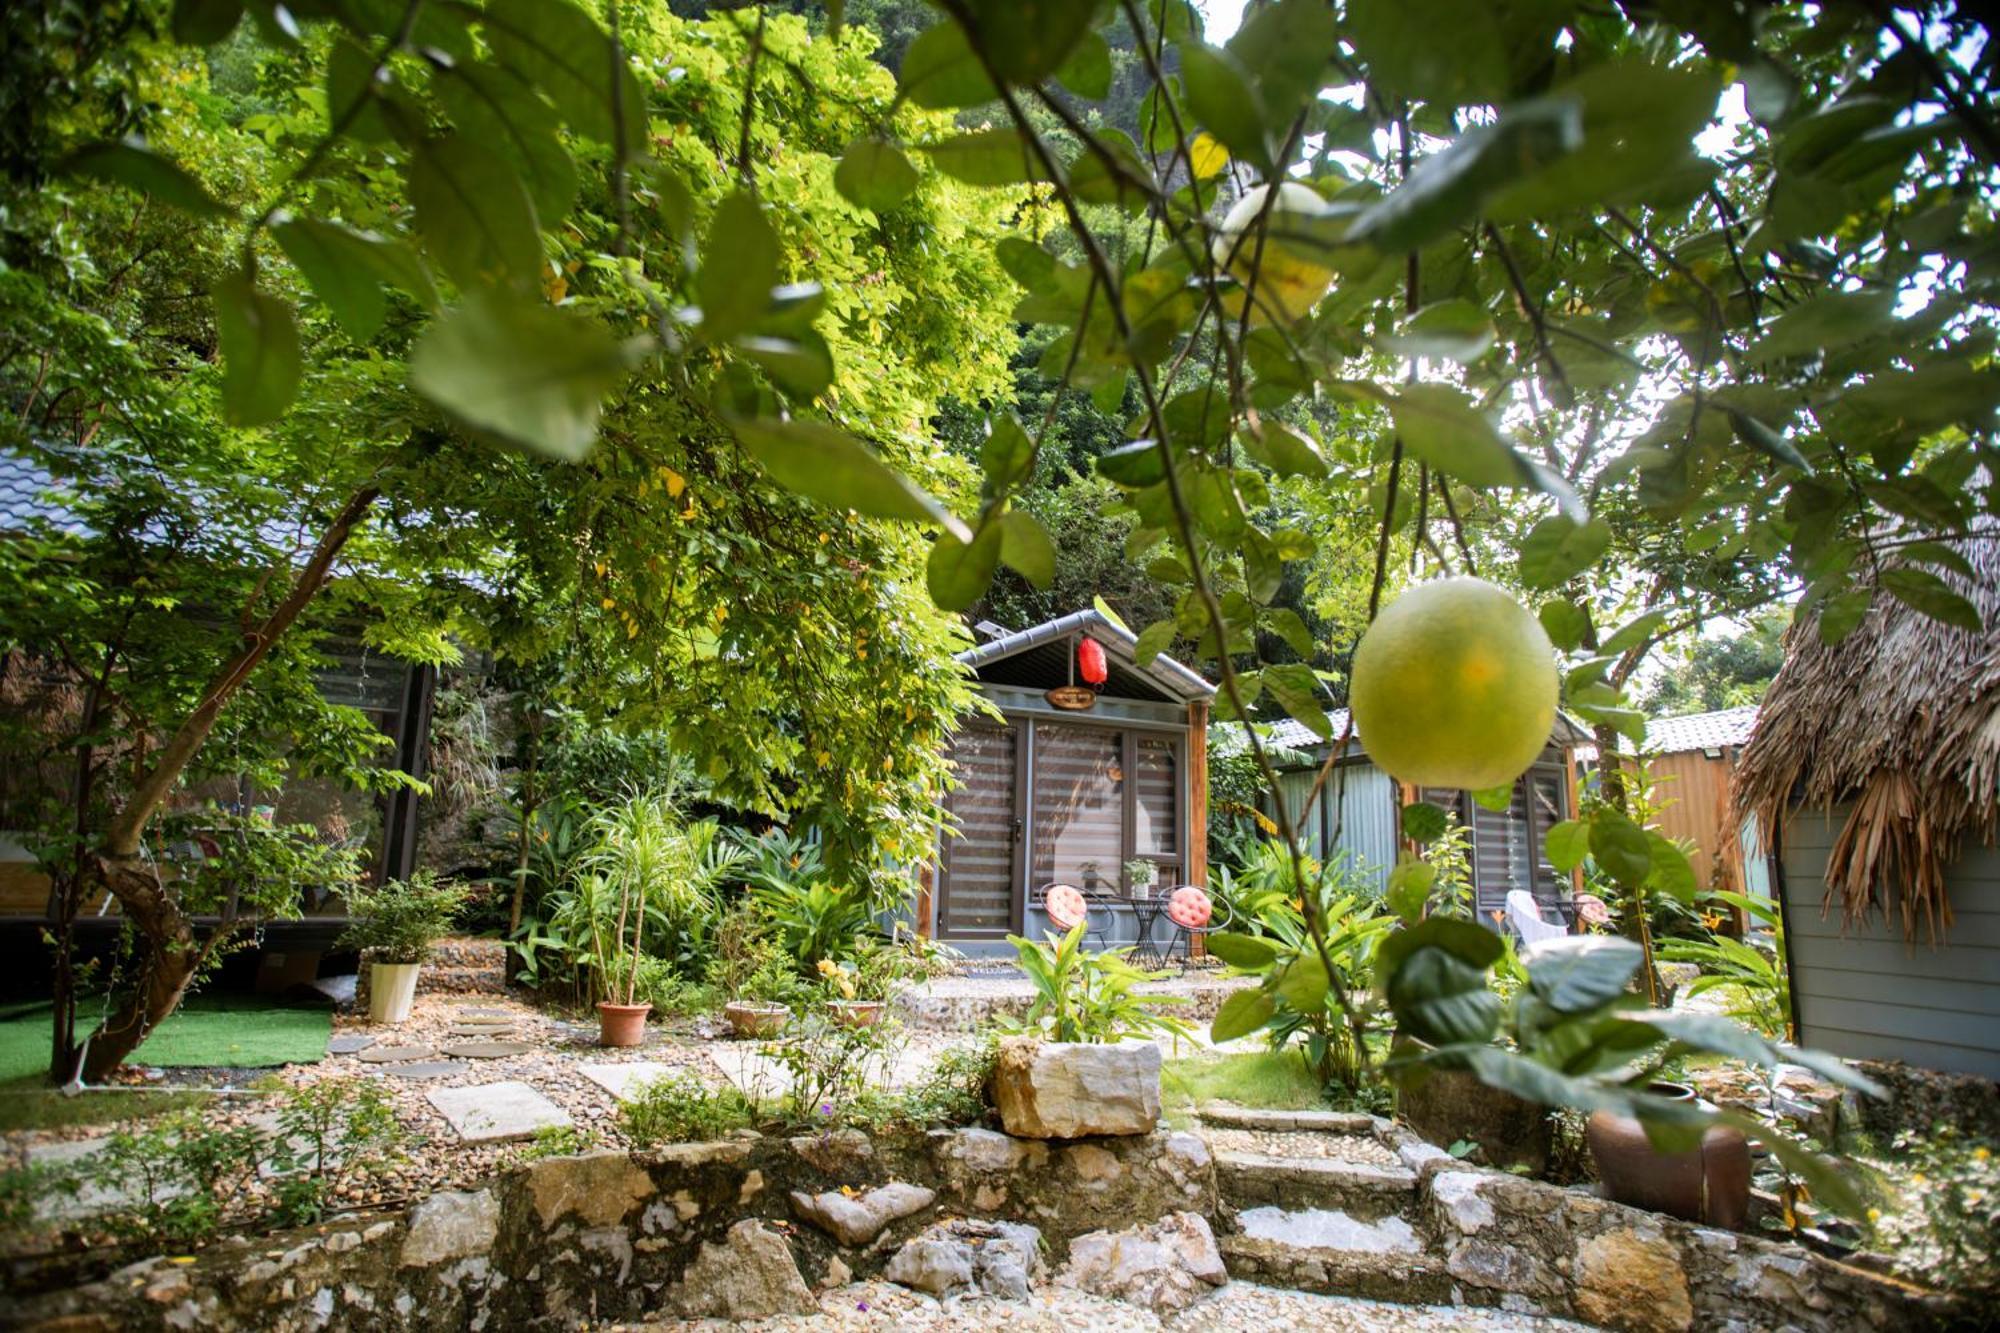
1645, 705, 1759, 754
955, 609, 1215, 703
1214, 709, 1591, 764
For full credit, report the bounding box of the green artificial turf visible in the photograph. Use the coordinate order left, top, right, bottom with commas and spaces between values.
1160, 1048, 1328, 1117
0, 1076, 209, 1133
0, 993, 331, 1084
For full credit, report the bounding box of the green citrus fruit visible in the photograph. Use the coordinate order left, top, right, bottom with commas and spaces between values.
1212, 181, 1336, 326
1349, 577, 1558, 791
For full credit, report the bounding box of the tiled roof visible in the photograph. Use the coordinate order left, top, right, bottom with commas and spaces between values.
1644, 705, 1759, 754
0, 452, 86, 535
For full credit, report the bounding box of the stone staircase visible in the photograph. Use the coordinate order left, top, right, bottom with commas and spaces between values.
1198, 1105, 1460, 1304
419, 936, 511, 995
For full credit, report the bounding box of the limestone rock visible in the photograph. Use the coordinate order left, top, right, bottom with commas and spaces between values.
790, 1182, 936, 1247
399, 1189, 498, 1268
1063, 1211, 1228, 1315
989, 1037, 1161, 1139
1572, 1226, 1694, 1333
526, 1150, 656, 1228
884, 1219, 1045, 1300
665, 1220, 816, 1320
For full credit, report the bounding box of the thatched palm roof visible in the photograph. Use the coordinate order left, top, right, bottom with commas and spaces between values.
1734, 530, 2000, 944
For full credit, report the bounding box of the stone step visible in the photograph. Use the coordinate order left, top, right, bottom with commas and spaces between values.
1214, 1150, 1421, 1223
418, 965, 509, 995
1217, 1205, 1456, 1305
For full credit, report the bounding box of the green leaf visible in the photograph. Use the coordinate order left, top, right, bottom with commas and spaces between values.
1097, 439, 1166, 487
1815, 587, 1873, 645
738, 334, 833, 399
1386, 857, 1435, 924
1544, 819, 1591, 873
1599, 609, 1668, 657
965, 0, 1099, 85
1880, 567, 1983, 633
1727, 409, 1813, 474
482, 0, 647, 156
1390, 385, 1539, 489
434, 61, 579, 224
60, 139, 230, 218
1241, 421, 1328, 478
1350, 100, 1582, 252
1210, 987, 1278, 1043
998, 510, 1056, 587
1092, 596, 1131, 632
924, 130, 1045, 186
1518, 515, 1612, 591
1538, 599, 1590, 652
1524, 936, 1642, 1014
1376, 914, 1504, 994
210, 273, 301, 428
1383, 298, 1497, 362
1645, 833, 1698, 903
1634, 1013, 1879, 1097
1345, 0, 1507, 107
410, 293, 644, 461
1055, 30, 1112, 98
273, 217, 435, 340
1177, 42, 1269, 169
409, 135, 543, 292
1748, 290, 1896, 361
1276, 955, 1330, 1011
1402, 802, 1449, 844
1263, 606, 1315, 659
327, 36, 401, 145
699, 190, 780, 345
1587, 813, 1652, 889
1115, 618, 1172, 672
1389, 947, 1502, 1046
834, 140, 920, 213
980, 415, 1034, 490
927, 521, 1004, 612
898, 21, 997, 109
1205, 931, 1281, 971
1470, 784, 1513, 813
730, 417, 966, 536
995, 237, 1057, 291
1262, 663, 1332, 740
173, 0, 244, 44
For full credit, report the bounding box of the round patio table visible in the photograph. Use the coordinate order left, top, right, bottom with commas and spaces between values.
1125, 893, 1174, 968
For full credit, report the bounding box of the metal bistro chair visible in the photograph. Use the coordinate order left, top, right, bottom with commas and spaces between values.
1037, 882, 1111, 952
1161, 884, 1231, 971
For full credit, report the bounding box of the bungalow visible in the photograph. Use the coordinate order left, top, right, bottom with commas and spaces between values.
1643, 706, 1775, 913
922, 610, 1215, 955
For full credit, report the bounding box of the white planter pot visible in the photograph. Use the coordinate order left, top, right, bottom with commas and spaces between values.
369, 961, 422, 1024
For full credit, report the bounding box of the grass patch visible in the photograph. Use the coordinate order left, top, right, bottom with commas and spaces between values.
1161, 1048, 1327, 1118
0, 1075, 211, 1133
0, 995, 331, 1083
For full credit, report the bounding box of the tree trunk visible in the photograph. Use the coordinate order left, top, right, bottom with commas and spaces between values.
78, 855, 203, 1081
1592, 720, 1663, 1007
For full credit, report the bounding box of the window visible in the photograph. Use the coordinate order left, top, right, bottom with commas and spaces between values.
1422, 761, 1572, 922
1030, 723, 1181, 894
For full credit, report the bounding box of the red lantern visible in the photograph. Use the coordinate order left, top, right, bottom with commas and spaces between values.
1078, 637, 1108, 688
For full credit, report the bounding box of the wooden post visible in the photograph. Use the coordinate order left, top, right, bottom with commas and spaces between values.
1562, 743, 1586, 899
1187, 699, 1209, 887
915, 860, 935, 940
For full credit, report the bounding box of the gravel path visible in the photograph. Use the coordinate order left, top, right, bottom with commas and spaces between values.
622, 1280, 1596, 1331
1201, 1126, 1404, 1167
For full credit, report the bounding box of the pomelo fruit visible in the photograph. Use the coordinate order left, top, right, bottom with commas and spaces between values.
1348, 577, 1558, 791
1212, 181, 1336, 326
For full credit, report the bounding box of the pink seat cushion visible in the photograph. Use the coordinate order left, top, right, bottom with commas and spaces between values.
1045, 884, 1088, 931
1166, 886, 1213, 929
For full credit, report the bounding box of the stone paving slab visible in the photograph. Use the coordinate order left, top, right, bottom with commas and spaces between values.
355, 1044, 438, 1064
327, 1034, 377, 1055
706, 1044, 935, 1103
577, 1061, 677, 1102
441, 1040, 535, 1060
382, 1060, 468, 1081
427, 1081, 570, 1143
456, 1006, 516, 1018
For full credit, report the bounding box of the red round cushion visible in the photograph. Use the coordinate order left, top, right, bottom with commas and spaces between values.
1166, 885, 1213, 929
1045, 884, 1088, 931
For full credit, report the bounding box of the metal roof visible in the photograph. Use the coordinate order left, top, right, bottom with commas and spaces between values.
955, 609, 1215, 703
0, 452, 86, 535
1214, 709, 1591, 765
1644, 705, 1759, 754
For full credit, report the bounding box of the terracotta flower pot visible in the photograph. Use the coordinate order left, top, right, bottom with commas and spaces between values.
596, 1000, 652, 1048
723, 1000, 788, 1039
1586, 1081, 1752, 1228
1398, 1067, 1552, 1174
829, 999, 886, 1030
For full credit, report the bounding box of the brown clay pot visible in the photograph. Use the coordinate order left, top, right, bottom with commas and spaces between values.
723, 1000, 789, 1039
596, 1000, 652, 1048
1398, 1068, 1552, 1174
1586, 1081, 1752, 1229
829, 999, 886, 1030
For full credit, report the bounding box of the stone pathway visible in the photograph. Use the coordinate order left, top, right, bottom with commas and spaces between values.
355, 1043, 437, 1064
426, 1081, 570, 1144
579, 1061, 678, 1101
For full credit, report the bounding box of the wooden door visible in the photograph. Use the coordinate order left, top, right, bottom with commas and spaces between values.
938, 722, 1022, 939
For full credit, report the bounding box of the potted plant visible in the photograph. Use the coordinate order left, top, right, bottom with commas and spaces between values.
339, 871, 470, 1024
1124, 857, 1160, 898
723, 955, 795, 1038
580, 791, 731, 1047
820, 943, 909, 1029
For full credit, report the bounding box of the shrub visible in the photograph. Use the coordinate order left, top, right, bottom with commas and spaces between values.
1869, 1124, 2000, 1297
83, 1109, 264, 1246
1003, 923, 1192, 1045
338, 870, 471, 964
515, 1123, 603, 1162
619, 1071, 753, 1146
264, 1078, 405, 1226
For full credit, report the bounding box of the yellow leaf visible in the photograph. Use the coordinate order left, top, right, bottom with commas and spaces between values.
660, 466, 686, 498
594, 561, 607, 577
1189, 132, 1230, 180
601, 597, 616, 610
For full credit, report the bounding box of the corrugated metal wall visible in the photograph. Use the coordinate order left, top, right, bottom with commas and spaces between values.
1264, 763, 1398, 892
1781, 804, 2000, 1080
1650, 752, 1740, 893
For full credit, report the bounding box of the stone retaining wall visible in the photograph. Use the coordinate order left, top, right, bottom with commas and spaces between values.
1, 1115, 1948, 1331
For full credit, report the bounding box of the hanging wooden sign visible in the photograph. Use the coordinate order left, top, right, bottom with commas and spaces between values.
1045, 685, 1097, 710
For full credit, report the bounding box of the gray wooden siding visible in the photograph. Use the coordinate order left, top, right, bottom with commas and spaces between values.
1267, 763, 1399, 892
1781, 804, 2000, 1081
